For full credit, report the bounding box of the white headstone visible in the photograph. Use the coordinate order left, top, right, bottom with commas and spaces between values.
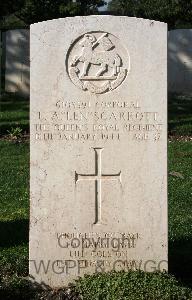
5, 29, 30, 96
30, 16, 168, 288
168, 29, 192, 94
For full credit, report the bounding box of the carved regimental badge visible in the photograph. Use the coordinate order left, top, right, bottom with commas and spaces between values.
66, 31, 130, 94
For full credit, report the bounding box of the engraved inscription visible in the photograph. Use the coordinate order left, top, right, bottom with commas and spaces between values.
75, 148, 121, 225
67, 32, 129, 93
33, 99, 164, 143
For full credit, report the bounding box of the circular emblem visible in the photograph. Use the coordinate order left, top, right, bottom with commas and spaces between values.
66, 31, 130, 94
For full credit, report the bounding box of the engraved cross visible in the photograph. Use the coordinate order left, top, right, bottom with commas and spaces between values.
75, 148, 121, 225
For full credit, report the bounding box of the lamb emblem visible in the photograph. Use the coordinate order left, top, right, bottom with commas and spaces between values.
67, 32, 128, 94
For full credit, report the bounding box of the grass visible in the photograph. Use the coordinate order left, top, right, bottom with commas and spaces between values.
0, 93, 192, 299
0, 94, 29, 136
75, 271, 192, 300
168, 141, 192, 288
168, 93, 192, 137
0, 141, 29, 299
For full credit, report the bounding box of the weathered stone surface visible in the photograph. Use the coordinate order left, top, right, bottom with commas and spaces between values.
30, 16, 168, 287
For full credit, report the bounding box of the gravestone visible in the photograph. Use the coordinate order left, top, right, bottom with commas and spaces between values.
30, 16, 168, 287
4, 29, 30, 96
168, 29, 192, 94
